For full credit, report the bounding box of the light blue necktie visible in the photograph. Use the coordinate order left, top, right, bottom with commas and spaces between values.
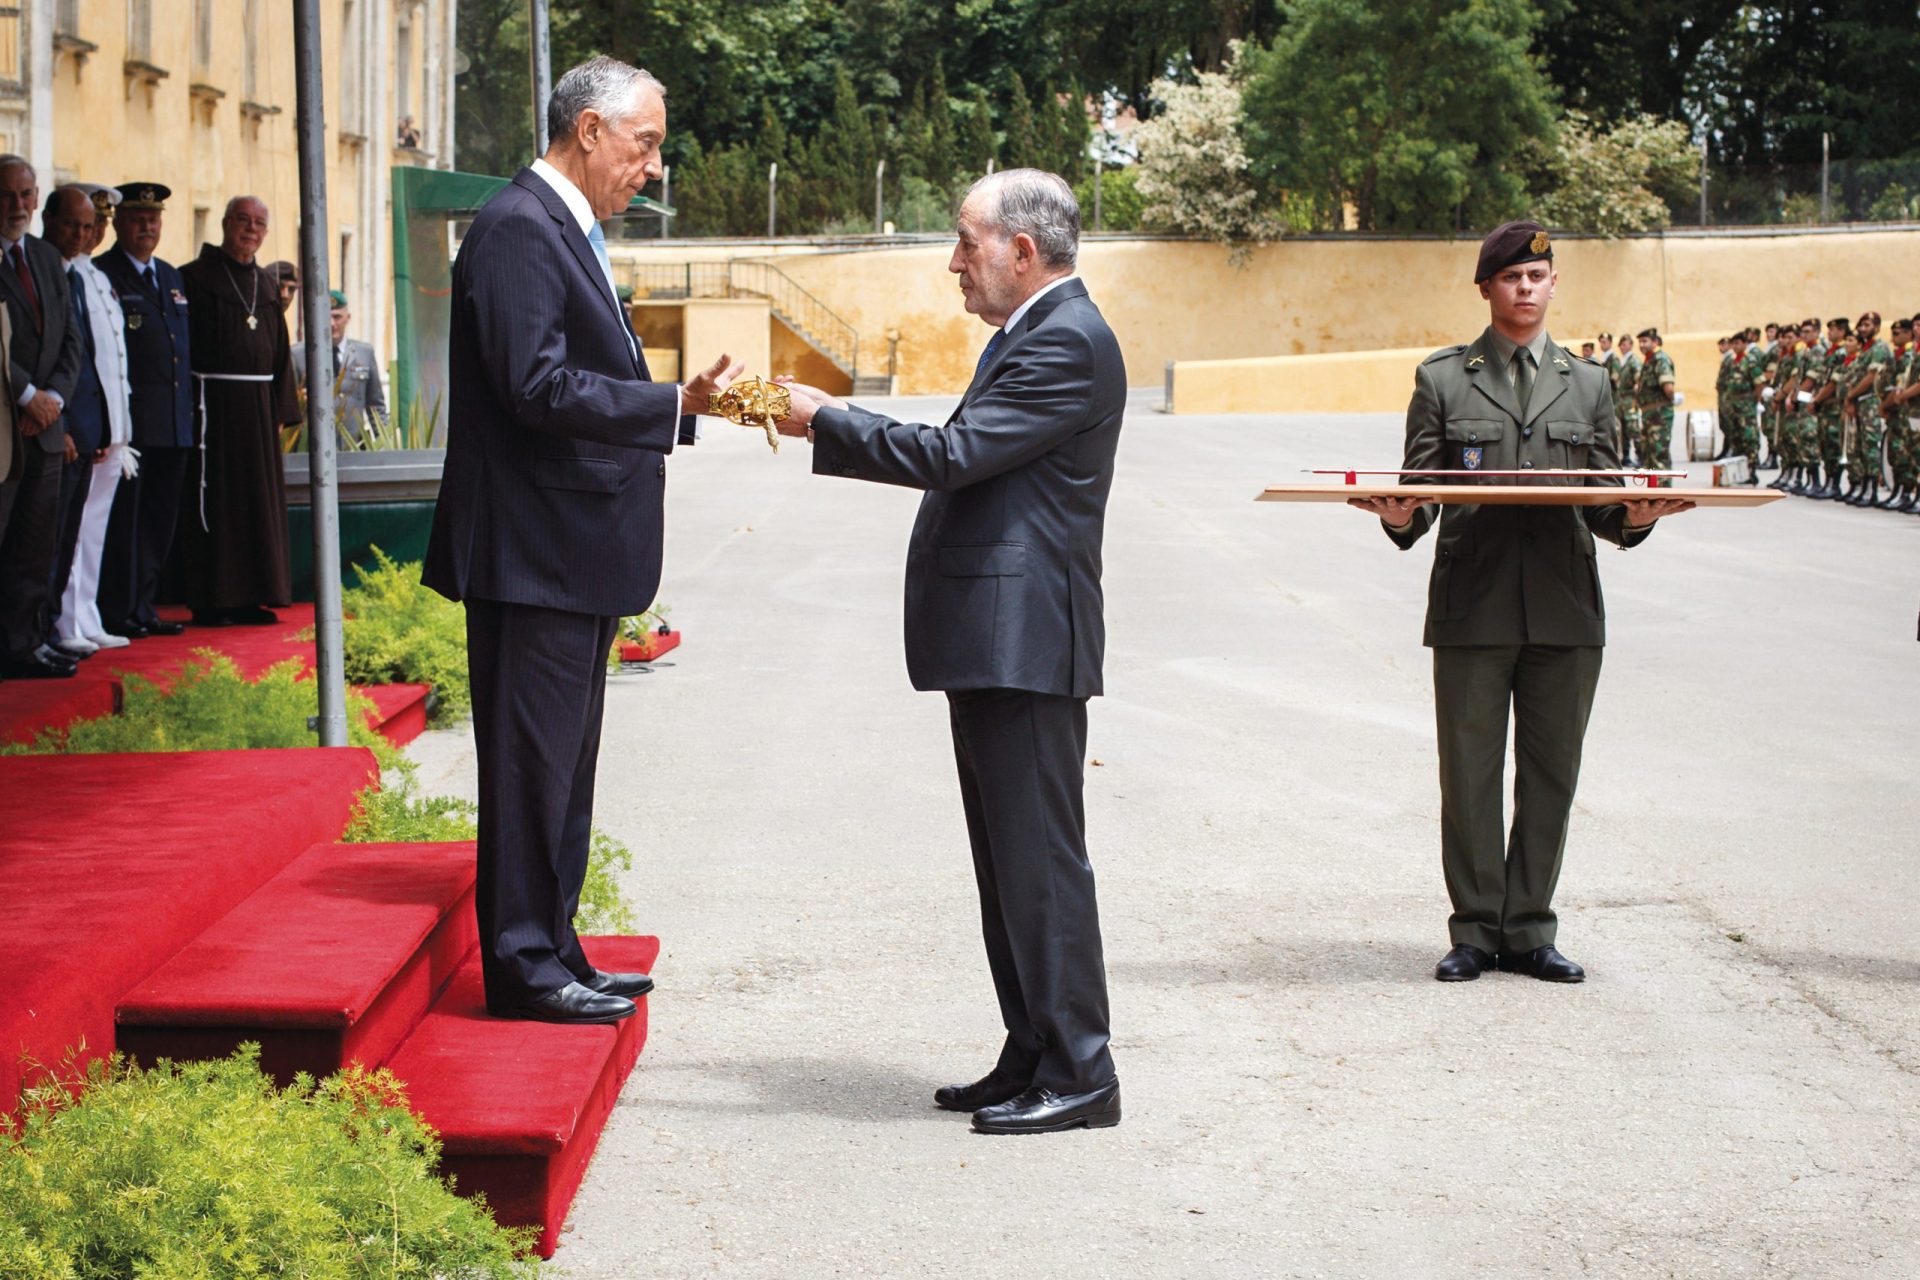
586, 221, 637, 363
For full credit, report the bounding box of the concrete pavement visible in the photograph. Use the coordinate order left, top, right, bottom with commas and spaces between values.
410, 393, 1920, 1278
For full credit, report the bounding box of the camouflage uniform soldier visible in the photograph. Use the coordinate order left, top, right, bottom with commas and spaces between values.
1878, 318, 1916, 510
1714, 338, 1735, 459
1842, 312, 1890, 506
1612, 333, 1638, 463
1634, 329, 1676, 471
1770, 323, 1812, 491
1722, 333, 1763, 481
1787, 318, 1829, 494
1757, 327, 1787, 471
1807, 319, 1851, 499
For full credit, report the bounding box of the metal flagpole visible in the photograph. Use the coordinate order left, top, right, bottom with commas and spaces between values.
292, 0, 347, 747
530, 0, 553, 153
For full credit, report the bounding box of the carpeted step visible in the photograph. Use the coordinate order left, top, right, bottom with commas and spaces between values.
385, 935, 659, 1259
359, 682, 432, 747
0, 748, 379, 1113
117, 842, 477, 1084
0, 675, 119, 745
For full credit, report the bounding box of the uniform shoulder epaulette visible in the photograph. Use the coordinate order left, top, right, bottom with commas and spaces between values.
1422, 345, 1468, 366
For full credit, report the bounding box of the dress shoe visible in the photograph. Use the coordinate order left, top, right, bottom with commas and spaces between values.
578, 968, 654, 999
1434, 943, 1494, 982
53, 636, 98, 658
85, 632, 131, 650
139, 616, 185, 636
490, 981, 635, 1025
934, 1071, 1030, 1113
111, 620, 152, 639
1497, 945, 1586, 983
972, 1081, 1121, 1134
0, 646, 79, 679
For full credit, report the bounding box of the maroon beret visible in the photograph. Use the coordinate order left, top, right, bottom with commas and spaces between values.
1475, 220, 1553, 283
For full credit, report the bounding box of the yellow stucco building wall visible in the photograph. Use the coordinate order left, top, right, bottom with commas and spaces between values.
607, 227, 1918, 406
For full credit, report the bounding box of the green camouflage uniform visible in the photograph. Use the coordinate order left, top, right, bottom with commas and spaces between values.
1715, 349, 1734, 450
1846, 338, 1892, 490
1613, 351, 1639, 459
1635, 348, 1676, 470
1723, 347, 1764, 474
1882, 343, 1916, 497
1777, 342, 1813, 474
1758, 343, 1786, 466
1813, 344, 1847, 483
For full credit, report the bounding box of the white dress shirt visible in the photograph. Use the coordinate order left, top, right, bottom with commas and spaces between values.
1003, 274, 1076, 335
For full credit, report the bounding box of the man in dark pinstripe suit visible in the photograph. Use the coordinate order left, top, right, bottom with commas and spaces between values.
423, 56, 741, 1025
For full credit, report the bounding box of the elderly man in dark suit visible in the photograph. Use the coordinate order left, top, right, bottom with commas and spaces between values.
0, 156, 84, 680
777, 169, 1126, 1135
423, 56, 741, 1026
1350, 221, 1693, 985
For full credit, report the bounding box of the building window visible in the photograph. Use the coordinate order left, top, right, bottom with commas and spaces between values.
55, 0, 81, 38
241, 0, 259, 101
126, 0, 153, 64
192, 0, 213, 76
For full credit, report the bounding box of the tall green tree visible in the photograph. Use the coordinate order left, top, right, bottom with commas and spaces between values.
1239, 0, 1556, 231
927, 56, 958, 189
962, 86, 998, 179
1004, 72, 1041, 170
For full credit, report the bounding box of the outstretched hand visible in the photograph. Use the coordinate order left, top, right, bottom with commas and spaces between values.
1346, 495, 1432, 529
680, 352, 747, 417
1621, 496, 1695, 530
771, 376, 849, 437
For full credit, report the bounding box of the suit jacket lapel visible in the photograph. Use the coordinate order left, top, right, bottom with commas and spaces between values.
514, 169, 636, 367
1523, 338, 1572, 427
0, 248, 32, 333
946, 279, 1088, 423
1465, 329, 1523, 426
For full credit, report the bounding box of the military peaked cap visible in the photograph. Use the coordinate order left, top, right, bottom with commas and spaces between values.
1475, 220, 1553, 283
116, 182, 171, 210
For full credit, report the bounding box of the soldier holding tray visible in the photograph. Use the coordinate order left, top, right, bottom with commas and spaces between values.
1347, 219, 1692, 985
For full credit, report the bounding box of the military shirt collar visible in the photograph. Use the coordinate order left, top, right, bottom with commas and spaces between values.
1484, 325, 1549, 376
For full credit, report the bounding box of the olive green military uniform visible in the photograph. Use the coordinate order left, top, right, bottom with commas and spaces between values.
1715, 348, 1734, 453
1383, 326, 1654, 956
1793, 340, 1831, 488
1814, 345, 1849, 489
1846, 338, 1892, 496
1635, 348, 1676, 469
1757, 343, 1785, 468
1773, 342, 1811, 482
1615, 350, 1641, 462
1723, 346, 1764, 477
1887, 344, 1918, 507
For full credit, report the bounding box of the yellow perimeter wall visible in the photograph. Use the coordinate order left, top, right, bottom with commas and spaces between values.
608, 227, 1920, 406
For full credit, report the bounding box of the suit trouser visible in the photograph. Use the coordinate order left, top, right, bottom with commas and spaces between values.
948, 687, 1115, 1094
98, 445, 191, 628
0, 446, 64, 660
1434, 644, 1603, 955
466, 597, 618, 1005
47, 451, 95, 639
58, 457, 119, 642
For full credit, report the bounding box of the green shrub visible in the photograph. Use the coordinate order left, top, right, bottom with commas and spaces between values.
338, 547, 471, 725
0, 1046, 539, 1277
343, 783, 637, 936
1, 652, 395, 772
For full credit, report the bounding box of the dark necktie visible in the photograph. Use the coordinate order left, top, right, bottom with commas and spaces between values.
974, 330, 1004, 384
11, 242, 40, 330
1512, 347, 1534, 419
141, 263, 158, 298
67, 266, 91, 345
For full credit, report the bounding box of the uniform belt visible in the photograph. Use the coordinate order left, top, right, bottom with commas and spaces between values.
192, 371, 276, 532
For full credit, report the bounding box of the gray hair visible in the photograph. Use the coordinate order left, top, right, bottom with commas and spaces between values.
547, 56, 664, 146
966, 168, 1081, 270
0, 154, 32, 180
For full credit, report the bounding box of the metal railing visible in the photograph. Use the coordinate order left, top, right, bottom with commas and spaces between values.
624, 260, 859, 377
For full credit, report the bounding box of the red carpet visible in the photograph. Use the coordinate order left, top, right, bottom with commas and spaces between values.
390, 935, 659, 1258
118, 842, 478, 1083
0, 606, 430, 747
0, 748, 379, 1111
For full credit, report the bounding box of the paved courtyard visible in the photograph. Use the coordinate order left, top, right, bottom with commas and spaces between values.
411, 392, 1920, 1278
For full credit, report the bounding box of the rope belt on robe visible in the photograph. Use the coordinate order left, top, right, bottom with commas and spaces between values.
192, 370, 277, 531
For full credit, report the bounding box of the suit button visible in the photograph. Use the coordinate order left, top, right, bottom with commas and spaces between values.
1522, 426, 1533, 439
656, 461, 665, 478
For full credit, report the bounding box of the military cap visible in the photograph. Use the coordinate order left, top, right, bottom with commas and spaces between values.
117, 182, 171, 210
266, 260, 299, 286
1474, 219, 1553, 283
73, 182, 120, 215
329, 289, 348, 308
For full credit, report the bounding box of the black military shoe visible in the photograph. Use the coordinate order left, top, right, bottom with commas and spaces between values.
1497, 945, 1586, 983
1434, 944, 1494, 981
139, 616, 186, 636
972, 1081, 1121, 1134
934, 1071, 1030, 1113
489, 981, 636, 1025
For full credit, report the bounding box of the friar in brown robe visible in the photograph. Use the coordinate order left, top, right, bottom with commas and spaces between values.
176, 196, 301, 624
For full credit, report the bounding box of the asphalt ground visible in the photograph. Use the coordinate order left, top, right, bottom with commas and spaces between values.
410, 392, 1920, 1278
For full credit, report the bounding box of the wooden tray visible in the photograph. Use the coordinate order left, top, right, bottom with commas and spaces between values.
1257, 484, 1783, 507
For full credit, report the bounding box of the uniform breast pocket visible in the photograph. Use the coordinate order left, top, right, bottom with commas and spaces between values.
1442, 419, 1506, 473
1545, 421, 1594, 469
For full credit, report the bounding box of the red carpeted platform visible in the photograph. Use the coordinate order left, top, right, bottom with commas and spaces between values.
388, 935, 658, 1259
0, 747, 379, 1111
0, 605, 431, 747
118, 842, 478, 1083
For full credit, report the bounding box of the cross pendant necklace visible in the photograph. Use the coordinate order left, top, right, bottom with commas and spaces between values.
224, 259, 260, 330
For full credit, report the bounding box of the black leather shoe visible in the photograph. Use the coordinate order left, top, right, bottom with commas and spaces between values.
139, 616, 185, 636
972, 1081, 1121, 1134
579, 968, 654, 999
490, 981, 636, 1024
1434, 944, 1494, 981
0, 646, 79, 679
109, 619, 152, 639
190, 609, 233, 627
1497, 945, 1586, 982
934, 1071, 1030, 1112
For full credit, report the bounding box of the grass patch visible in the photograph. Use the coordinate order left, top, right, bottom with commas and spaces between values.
337, 547, 470, 726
